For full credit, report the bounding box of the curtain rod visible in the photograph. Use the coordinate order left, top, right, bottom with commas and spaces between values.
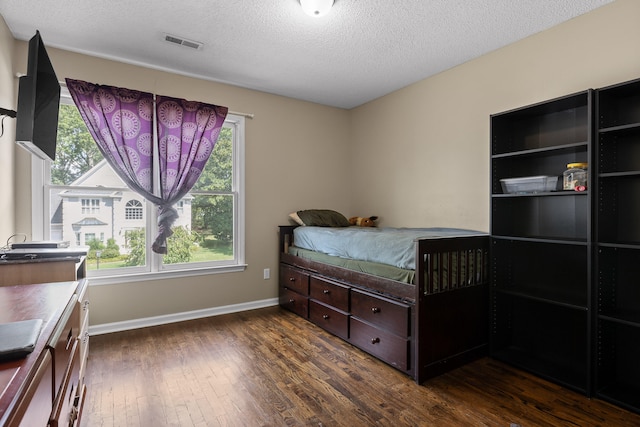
15, 73, 254, 119
228, 110, 254, 119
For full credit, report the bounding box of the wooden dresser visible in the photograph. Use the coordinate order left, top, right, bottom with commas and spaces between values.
0, 249, 89, 426
0, 280, 87, 426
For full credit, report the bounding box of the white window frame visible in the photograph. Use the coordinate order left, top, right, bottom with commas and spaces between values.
158, 114, 245, 274
33, 90, 246, 285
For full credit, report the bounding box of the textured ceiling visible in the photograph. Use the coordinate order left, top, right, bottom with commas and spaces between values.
0, 0, 613, 109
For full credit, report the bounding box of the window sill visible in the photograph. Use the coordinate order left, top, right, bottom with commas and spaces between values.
87, 263, 248, 286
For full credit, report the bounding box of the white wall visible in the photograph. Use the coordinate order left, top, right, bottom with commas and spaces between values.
350, 0, 640, 232
0, 16, 15, 241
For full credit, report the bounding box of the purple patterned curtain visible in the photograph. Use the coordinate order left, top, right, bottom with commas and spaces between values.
65, 79, 229, 254
65, 79, 155, 197
154, 95, 228, 253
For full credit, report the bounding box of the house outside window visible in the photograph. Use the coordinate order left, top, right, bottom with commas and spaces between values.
37, 91, 246, 281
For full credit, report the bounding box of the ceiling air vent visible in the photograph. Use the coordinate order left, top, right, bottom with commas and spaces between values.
164, 34, 203, 50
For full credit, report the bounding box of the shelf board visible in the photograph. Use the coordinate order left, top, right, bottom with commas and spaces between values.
491, 90, 590, 119
491, 235, 588, 246
598, 171, 640, 179
598, 122, 640, 134
596, 242, 640, 250
597, 385, 640, 414
492, 141, 588, 159
495, 289, 588, 311
493, 190, 587, 198
598, 314, 640, 329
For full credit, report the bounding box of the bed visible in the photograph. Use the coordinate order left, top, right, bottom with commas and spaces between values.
278, 210, 490, 383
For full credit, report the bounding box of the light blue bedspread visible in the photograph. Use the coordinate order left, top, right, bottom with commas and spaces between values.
293, 226, 485, 270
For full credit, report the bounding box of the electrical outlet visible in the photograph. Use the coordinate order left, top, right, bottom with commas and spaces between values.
263, 268, 270, 280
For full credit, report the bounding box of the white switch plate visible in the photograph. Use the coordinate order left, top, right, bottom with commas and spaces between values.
263, 268, 270, 279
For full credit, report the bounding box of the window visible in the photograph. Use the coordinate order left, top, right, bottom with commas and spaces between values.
81, 198, 100, 214
125, 200, 143, 220
36, 90, 246, 281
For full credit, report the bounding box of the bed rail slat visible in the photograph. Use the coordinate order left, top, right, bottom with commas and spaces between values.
418, 237, 488, 296
427, 254, 434, 294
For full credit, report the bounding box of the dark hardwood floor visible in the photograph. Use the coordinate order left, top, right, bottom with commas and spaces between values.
82, 307, 639, 426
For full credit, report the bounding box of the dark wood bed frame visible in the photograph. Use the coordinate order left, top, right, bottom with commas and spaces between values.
278, 225, 490, 383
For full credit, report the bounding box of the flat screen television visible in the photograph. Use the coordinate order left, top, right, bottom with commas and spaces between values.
15, 30, 60, 162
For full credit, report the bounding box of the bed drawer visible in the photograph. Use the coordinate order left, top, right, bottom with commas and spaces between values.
309, 276, 349, 312
279, 287, 309, 318
350, 289, 410, 338
350, 318, 409, 371
309, 300, 349, 340
280, 264, 309, 295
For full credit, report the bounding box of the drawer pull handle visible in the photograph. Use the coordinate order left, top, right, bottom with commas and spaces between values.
371, 337, 380, 344
371, 307, 380, 313
323, 314, 329, 320
289, 299, 295, 304
323, 289, 330, 294
289, 277, 296, 282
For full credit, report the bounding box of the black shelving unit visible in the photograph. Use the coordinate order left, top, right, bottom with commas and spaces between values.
490, 91, 593, 395
595, 78, 640, 413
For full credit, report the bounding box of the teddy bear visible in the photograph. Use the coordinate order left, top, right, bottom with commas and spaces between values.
348, 216, 379, 227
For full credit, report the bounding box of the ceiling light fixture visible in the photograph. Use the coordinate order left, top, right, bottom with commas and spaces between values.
300, 0, 334, 17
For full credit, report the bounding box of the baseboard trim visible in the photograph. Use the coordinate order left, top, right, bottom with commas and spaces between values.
88, 298, 279, 336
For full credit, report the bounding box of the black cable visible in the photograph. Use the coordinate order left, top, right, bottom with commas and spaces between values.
0, 108, 17, 138
2, 233, 27, 251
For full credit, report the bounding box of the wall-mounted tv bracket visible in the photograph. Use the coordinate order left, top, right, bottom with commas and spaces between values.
0, 107, 16, 117
0, 107, 17, 137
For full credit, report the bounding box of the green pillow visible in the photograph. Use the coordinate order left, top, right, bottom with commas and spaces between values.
290, 209, 350, 227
